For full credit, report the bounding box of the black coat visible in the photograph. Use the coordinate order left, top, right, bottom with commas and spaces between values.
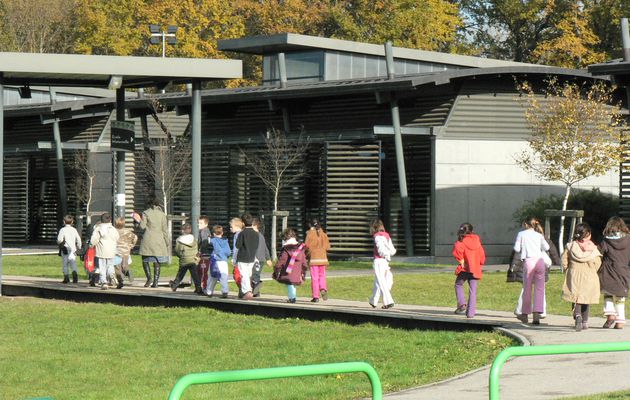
598, 236, 630, 297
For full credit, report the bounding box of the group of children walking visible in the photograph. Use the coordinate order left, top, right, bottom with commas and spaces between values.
57, 207, 630, 328
452, 215, 630, 332
56, 211, 401, 310
170, 213, 335, 303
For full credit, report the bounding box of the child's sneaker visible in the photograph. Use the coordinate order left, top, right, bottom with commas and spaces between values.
454, 305, 467, 315
287, 298, 296, 303
221, 293, 228, 299
320, 289, 328, 301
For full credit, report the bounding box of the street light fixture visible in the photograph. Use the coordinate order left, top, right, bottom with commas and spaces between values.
149, 24, 178, 58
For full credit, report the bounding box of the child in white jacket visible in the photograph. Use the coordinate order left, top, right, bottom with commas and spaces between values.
369, 219, 397, 309
90, 213, 119, 290
57, 215, 82, 284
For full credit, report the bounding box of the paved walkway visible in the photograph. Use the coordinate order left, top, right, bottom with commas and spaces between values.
3, 269, 630, 399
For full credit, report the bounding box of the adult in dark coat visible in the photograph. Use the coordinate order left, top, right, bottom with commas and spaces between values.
598, 216, 630, 329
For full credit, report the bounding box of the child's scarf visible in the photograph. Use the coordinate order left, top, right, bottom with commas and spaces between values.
285, 243, 305, 274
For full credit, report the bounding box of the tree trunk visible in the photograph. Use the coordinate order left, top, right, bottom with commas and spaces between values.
271, 189, 279, 259
558, 184, 572, 254
86, 175, 94, 225
164, 194, 172, 264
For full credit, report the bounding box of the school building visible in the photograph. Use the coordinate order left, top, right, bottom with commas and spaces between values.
2, 33, 619, 261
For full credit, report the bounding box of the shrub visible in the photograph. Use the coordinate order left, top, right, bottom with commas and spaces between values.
513, 188, 618, 245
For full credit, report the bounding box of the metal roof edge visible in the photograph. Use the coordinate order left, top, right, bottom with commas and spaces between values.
410, 66, 600, 87
219, 32, 539, 69
0, 52, 242, 80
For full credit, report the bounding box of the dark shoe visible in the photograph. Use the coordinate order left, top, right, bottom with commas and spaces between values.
382, 303, 394, 309
61, 274, 70, 284
320, 289, 328, 301
575, 315, 583, 332
310, 298, 319, 303
71, 271, 78, 283
369, 302, 376, 308
287, 298, 296, 303
169, 280, 178, 292
516, 314, 528, 324
454, 305, 467, 315
116, 280, 124, 289
532, 312, 541, 325
614, 323, 624, 329
603, 316, 616, 329
194, 288, 204, 295
221, 293, 228, 299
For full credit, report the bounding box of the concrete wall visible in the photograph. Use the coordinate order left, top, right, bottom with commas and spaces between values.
433, 137, 618, 261
430, 81, 620, 262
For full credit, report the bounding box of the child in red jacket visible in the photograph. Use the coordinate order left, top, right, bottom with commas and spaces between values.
452, 223, 486, 318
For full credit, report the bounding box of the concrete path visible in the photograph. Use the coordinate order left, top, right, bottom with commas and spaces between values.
3, 269, 630, 399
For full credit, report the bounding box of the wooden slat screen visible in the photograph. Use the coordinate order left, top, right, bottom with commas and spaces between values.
3, 156, 29, 243
324, 141, 381, 255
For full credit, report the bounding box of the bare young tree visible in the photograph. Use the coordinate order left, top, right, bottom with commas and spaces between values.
240, 128, 309, 257
68, 149, 96, 225
136, 97, 192, 255
515, 78, 624, 252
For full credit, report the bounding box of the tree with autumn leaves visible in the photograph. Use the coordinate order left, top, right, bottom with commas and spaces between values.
515, 78, 625, 251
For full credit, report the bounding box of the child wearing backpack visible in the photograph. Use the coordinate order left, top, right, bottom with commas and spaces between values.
272, 228, 308, 303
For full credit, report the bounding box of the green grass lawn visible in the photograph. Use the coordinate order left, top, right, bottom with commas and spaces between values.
1, 255, 441, 279
0, 297, 513, 400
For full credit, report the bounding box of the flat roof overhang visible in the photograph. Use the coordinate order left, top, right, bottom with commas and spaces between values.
0, 52, 242, 88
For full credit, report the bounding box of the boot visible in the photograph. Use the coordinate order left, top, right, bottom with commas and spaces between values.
142, 262, 151, 287
61, 274, 70, 284
72, 271, 78, 284
151, 264, 161, 288
115, 272, 124, 289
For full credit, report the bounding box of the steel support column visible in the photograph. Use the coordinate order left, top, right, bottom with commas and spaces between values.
50, 88, 68, 217
385, 41, 413, 256
191, 80, 202, 239
115, 88, 126, 218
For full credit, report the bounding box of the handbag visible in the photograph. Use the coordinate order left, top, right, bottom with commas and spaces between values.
84, 247, 96, 273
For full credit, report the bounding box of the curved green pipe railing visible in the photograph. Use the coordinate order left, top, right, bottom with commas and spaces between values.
489, 341, 630, 399
168, 361, 382, 400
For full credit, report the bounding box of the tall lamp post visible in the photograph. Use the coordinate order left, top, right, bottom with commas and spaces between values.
149, 25, 178, 58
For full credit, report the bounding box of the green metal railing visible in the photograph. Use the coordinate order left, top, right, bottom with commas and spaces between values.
168, 361, 382, 400
489, 341, 630, 399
